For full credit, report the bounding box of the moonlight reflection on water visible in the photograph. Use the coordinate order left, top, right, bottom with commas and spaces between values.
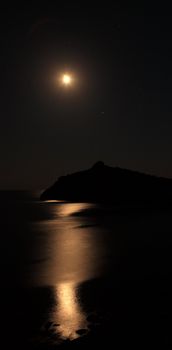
31, 202, 106, 340
53, 282, 87, 340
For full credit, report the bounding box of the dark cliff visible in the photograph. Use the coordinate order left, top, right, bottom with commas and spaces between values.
40, 162, 172, 205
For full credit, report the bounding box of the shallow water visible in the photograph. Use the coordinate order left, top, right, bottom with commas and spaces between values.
1, 192, 172, 348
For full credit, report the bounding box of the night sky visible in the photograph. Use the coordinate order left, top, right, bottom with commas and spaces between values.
1, 3, 172, 189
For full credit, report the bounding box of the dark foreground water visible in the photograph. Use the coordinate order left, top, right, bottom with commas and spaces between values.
0, 192, 172, 349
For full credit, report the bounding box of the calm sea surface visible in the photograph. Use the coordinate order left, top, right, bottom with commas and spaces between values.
0, 191, 172, 348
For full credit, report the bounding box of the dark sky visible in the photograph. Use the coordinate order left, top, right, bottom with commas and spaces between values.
0, 3, 172, 189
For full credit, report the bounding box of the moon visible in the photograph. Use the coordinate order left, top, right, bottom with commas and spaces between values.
62, 74, 72, 86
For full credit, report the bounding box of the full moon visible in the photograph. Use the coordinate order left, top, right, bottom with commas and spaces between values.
62, 74, 72, 85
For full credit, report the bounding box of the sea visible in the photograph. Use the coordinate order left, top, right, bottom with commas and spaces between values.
0, 191, 172, 349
